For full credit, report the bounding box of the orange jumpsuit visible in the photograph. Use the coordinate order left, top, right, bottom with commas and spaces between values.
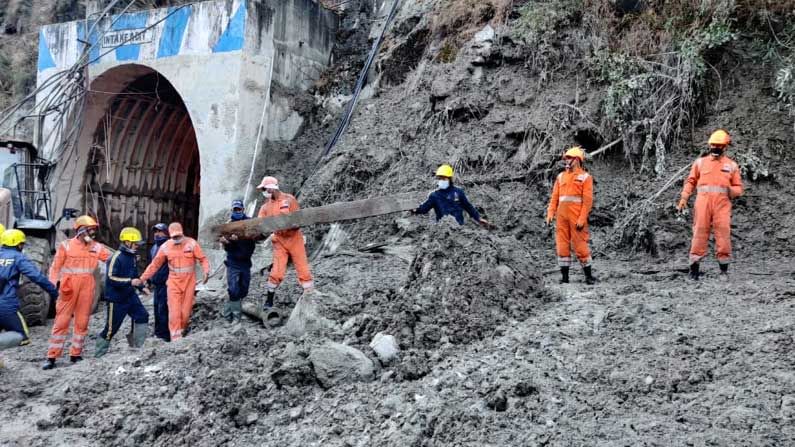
680, 155, 743, 265
47, 238, 111, 358
546, 167, 594, 267
258, 193, 313, 291
140, 238, 209, 341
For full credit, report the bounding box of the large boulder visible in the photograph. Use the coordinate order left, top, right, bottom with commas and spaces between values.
284, 290, 338, 337
309, 341, 375, 388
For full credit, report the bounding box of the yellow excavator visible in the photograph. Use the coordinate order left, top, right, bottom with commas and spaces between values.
0, 137, 87, 326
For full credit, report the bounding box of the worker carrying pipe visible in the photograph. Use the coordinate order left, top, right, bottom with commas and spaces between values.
257, 176, 314, 312
0, 229, 58, 350
677, 129, 743, 280
44, 215, 112, 370
137, 223, 209, 341
411, 164, 491, 227
95, 227, 150, 357
546, 147, 596, 285
219, 199, 256, 324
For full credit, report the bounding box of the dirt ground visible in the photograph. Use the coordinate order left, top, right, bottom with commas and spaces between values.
2, 0, 795, 446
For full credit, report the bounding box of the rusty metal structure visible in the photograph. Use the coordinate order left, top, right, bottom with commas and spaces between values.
83, 72, 199, 242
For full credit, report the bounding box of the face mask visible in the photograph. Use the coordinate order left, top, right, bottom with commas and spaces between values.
710, 148, 723, 157
563, 159, 575, 170
121, 243, 138, 254
437, 180, 450, 190
154, 235, 169, 244
231, 211, 246, 221
262, 191, 272, 199
172, 236, 184, 244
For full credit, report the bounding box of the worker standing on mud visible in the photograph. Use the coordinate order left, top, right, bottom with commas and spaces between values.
148, 223, 170, 341
44, 215, 112, 369
257, 176, 314, 311
546, 147, 596, 285
677, 129, 743, 279
95, 228, 149, 357
412, 164, 491, 227
0, 230, 58, 350
219, 199, 256, 323
138, 223, 209, 342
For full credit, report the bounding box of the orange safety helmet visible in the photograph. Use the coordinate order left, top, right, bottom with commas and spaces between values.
708, 129, 731, 146
73, 215, 98, 230
563, 146, 586, 161
168, 222, 184, 238
257, 176, 279, 190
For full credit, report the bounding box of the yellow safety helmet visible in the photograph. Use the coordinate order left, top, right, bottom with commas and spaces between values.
563, 146, 586, 161
119, 227, 143, 243
74, 215, 98, 230
435, 164, 454, 178
708, 129, 731, 146
1, 229, 26, 247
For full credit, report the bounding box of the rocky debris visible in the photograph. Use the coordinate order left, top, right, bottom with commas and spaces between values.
284, 290, 338, 337
271, 350, 316, 388
308, 341, 376, 388
369, 332, 400, 364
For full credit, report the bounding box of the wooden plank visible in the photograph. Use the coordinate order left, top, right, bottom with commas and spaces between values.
211, 191, 428, 239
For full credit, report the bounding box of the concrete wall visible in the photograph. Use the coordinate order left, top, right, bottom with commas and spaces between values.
37, 0, 337, 242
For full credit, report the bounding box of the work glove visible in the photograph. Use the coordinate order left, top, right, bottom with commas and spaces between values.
676, 198, 688, 211
219, 236, 229, 244
478, 218, 493, 229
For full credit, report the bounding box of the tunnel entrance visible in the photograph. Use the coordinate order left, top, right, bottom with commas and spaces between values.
83, 68, 199, 245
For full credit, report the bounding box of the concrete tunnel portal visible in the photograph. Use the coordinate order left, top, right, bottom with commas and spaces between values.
83, 65, 200, 243
37, 0, 339, 244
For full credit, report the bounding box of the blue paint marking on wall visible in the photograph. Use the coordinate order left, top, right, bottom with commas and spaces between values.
37, 30, 57, 71
111, 12, 150, 61
157, 6, 192, 58
77, 21, 101, 65
212, 2, 246, 53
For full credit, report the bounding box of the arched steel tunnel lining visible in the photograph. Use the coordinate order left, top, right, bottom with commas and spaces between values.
85, 71, 199, 245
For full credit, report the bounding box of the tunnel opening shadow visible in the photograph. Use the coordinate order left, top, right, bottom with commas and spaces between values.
84, 68, 200, 247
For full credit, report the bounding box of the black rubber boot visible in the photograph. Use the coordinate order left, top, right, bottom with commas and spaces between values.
560, 267, 570, 284
719, 263, 729, 275
265, 290, 275, 308
70, 355, 83, 364
42, 358, 56, 370
689, 262, 700, 280
584, 266, 596, 285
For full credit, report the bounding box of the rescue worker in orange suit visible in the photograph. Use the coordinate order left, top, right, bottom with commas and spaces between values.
546, 146, 596, 285
138, 223, 209, 341
677, 129, 743, 279
148, 223, 170, 341
0, 229, 59, 350
256, 176, 313, 311
43, 215, 112, 369
95, 227, 149, 357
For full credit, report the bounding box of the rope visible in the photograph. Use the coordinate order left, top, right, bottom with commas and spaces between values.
294, 0, 403, 200
243, 47, 276, 205
320, 0, 401, 159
